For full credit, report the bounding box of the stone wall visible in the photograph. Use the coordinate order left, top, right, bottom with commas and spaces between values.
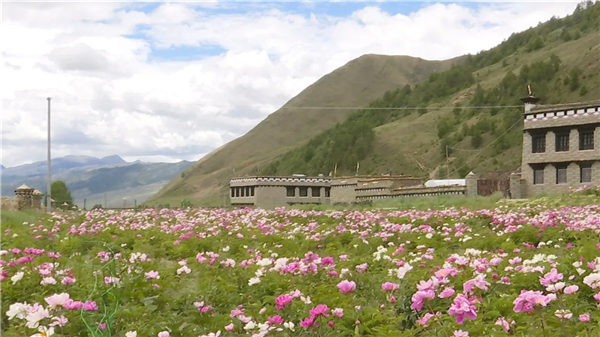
0, 196, 43, 211
520, 100, 600, 198
0, 197, 19, 211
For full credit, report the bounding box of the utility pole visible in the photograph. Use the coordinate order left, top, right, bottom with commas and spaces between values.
445, 145, 450, 179
46, 97, 52, 212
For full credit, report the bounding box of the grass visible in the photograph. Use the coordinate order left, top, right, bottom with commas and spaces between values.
0, 209, 44, 227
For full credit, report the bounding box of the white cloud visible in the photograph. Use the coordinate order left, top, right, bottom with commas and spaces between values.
0, 1, 580, 167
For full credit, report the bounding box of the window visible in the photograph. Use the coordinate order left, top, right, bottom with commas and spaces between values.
325, 187, 331, 198
250, 187, 255, 197
231, 188, 235, 197
286, 187, 295, 197
532, 134, 546, 153
556, 164, 568, 184
555, 133, 569, 152
533, 165, 544, 185
299, 187, 308, 197
580, 130, 594, 150
580, 162, 592, 183
311, 187, 320, 197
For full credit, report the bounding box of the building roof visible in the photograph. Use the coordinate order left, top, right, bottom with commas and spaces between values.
529, 99, 600, 114
424, 179, 466, 187
15, 183, 31, 190
33, 189, 43, 195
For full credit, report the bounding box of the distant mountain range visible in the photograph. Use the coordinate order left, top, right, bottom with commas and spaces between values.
1, 155, 193, 208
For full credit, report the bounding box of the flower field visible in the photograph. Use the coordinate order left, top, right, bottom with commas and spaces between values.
2, 201, 600, 336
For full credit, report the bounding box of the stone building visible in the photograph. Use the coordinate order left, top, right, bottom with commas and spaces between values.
512, 97, 600, 198
229, 175, 331, 208
230, 174, 474, 208
0, 184, 44, 211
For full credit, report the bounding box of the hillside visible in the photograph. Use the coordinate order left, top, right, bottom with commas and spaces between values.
1, 156, 192, 208
149, 54, 464, 206
152, 1, 600, 207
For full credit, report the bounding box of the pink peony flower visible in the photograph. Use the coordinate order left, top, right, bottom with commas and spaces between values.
267, 315, 284, 325
564, 285, 579, 294
410, 289, 435, 311
579, 314, 590, 322
332, 308, 344, 318
416, 313, 435, 327
83, 301, 98, 311
539, 268, 563, 286
337, 280, 356, 294
49, 315, 68, 327
310, 304, 330, 317
45, 293, 70, 308
448, 294, 478, 324
157, 331, 170, 337
513, 290, 553, 312
382, 282, 399, 292
495, 317, 512, 332
453, 330, 469, 337
300, 316, 317, 328
439, 287, 456, 299
145, 271, 160, 279
275, 295, 293, 310
463, 274, 490, 294
225, 323, 234, 331
555, 309, 573, 320
62, 299, 84, 310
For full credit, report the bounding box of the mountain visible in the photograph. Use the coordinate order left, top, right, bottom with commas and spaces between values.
149, 55, 464, 206
1, 155, 127, 178
151, 1, 600, 206
1, 155, 193, 208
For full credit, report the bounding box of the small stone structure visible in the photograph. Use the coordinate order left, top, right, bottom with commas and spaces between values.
0, 184, 44, 211
519, 97, 600, 197
465, 172, 478, 197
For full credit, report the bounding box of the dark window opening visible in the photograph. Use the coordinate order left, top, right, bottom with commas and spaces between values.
250, 186, 255, 197
311, 187, 320, 197
532, 134, 546, 153
231, 188, 235, 197
299, 187, 308, 197
286, 187, 295, 197
325, 187, 331, 198
556, 164, 568, 184
580, 162, 592, 183
533, 165, 545, 185
579, 130, 594, 150
555, 133, 569, 152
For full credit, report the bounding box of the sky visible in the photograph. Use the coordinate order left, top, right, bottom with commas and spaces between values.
1, 0, 583, 168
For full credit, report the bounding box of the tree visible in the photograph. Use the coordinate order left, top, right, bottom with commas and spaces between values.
51, 180, 73, 207
471, 133, 483, 148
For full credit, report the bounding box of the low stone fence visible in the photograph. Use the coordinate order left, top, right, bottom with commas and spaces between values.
356, 185, 466, 201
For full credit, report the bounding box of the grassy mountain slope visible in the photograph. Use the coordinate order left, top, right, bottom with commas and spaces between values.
149, 55, 463, 206
260, 1, 600, 180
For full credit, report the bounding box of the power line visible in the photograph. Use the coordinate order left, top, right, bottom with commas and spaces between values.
1, 97, 523, 111
447, 117, 523, 177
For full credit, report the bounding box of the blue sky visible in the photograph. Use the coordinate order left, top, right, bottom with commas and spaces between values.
128, 1, 488, 62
